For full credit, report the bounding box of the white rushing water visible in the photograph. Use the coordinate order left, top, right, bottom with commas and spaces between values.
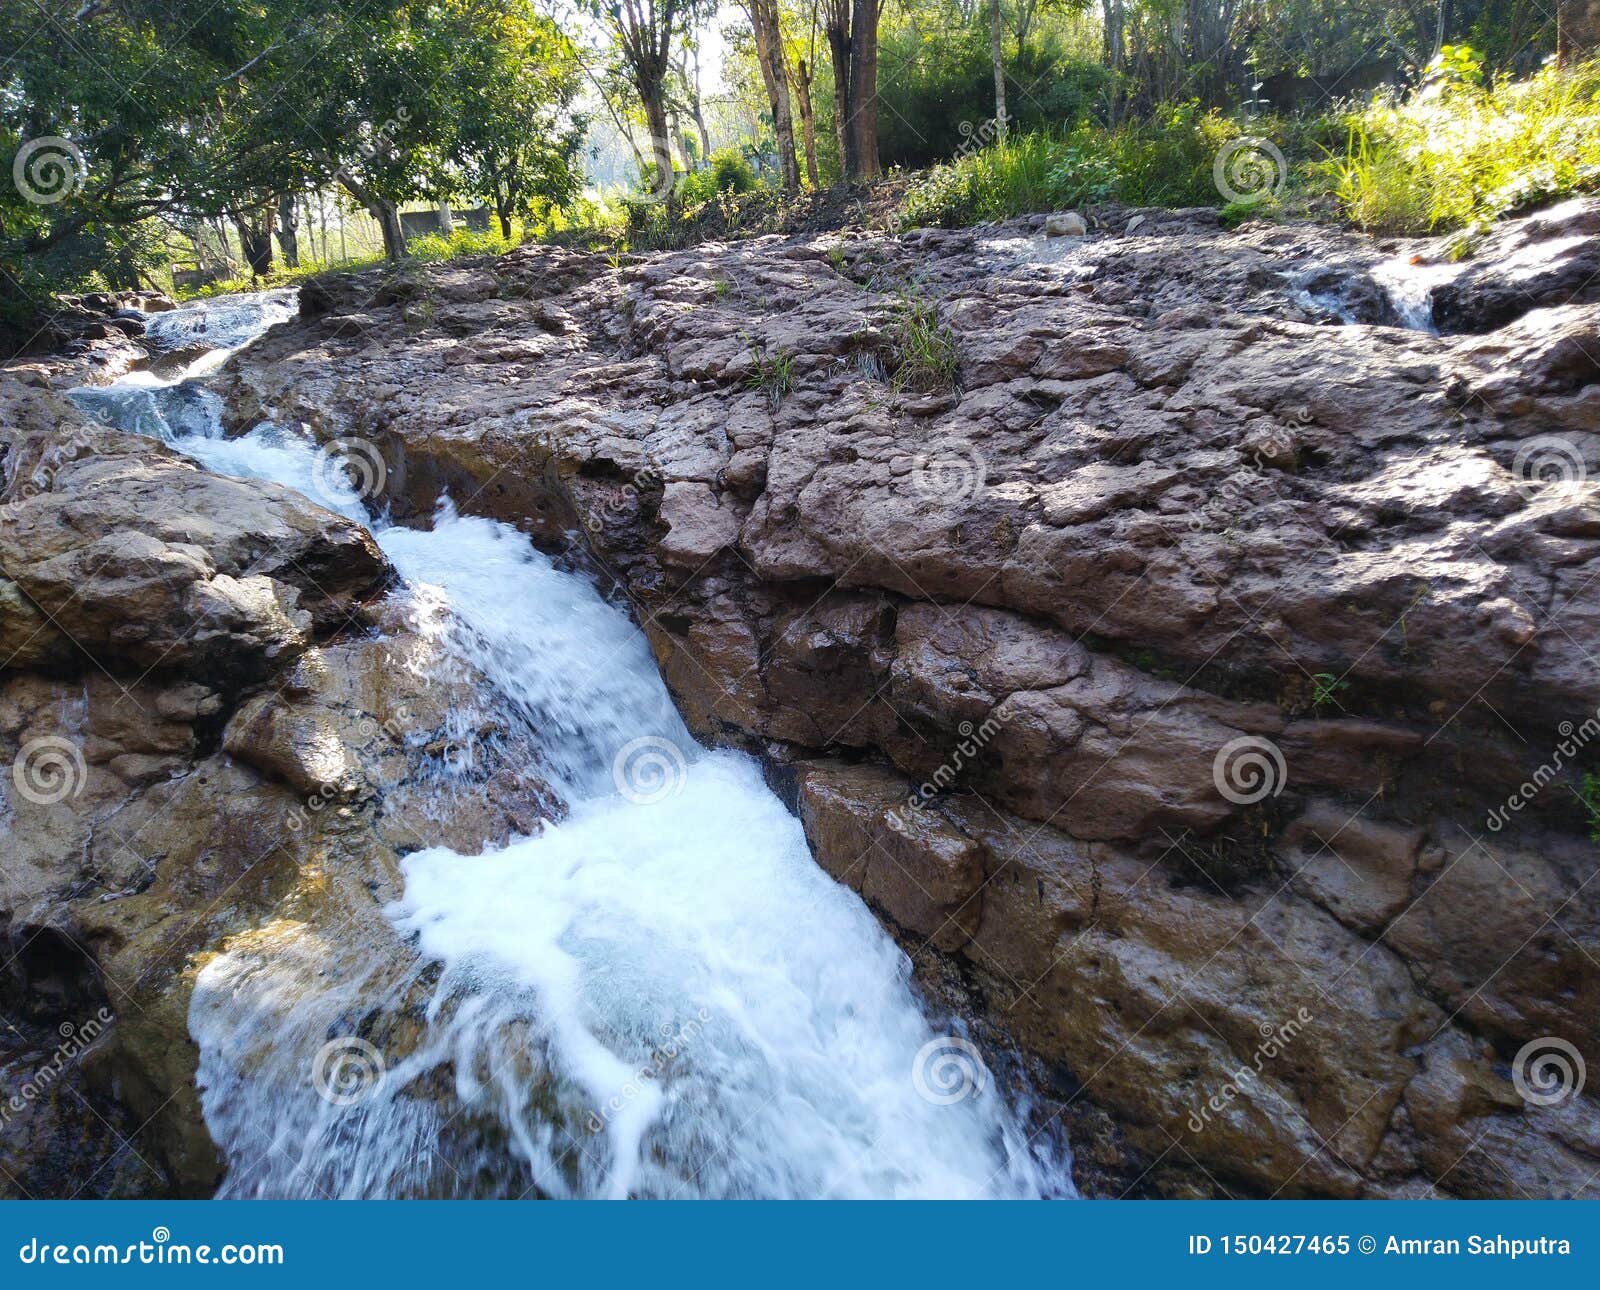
71, 291, 1072, 1199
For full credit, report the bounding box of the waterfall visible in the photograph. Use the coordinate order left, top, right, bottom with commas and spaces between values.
72, 291, 1074, 1200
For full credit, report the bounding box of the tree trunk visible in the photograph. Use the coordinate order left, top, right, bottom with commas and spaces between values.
438, 199, 453, 234
275, 192, 299, 269
793, 57, 821, 188
671, 113, 693, 170
338, 175, 405, 259
693, 109, 712, 167
1102, 0, 1126, 123
749, 0, 802, 193
683, 45, 713, 166
641, 74, 676, 204
232, 210, 274, 276
376, 200, 404, 259
1014, 0, 1036, 58
989, 0, 1008, 140
847, 0, 880, 180
1559, 0, 1600, 62
825, 1, 854, 177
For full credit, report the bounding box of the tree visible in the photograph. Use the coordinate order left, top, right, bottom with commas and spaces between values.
588, 0, 698, 201
785, 3, 825, 187
446, 0, 584, 238
848, 0, 883, 179
823, 0, 882, 180
673, 41, 715, 165
746, 0, 802, 191
989, 0, 1009, 139
823, 0, 854, 173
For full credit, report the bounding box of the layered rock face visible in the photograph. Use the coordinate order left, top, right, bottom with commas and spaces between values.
216, 199, 1600, 1198
0, 382, 554, 1196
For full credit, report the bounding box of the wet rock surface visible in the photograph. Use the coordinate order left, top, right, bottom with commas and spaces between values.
0, 385, 555, 1197
213, 199, 1600, 1198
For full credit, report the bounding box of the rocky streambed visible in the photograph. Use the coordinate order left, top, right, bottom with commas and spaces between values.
2, 198, 1598, 1199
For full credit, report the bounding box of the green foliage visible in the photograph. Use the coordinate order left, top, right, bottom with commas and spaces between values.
1, 0, 585, 348
876, 17, 1110, 168
900, 110, 1271, 227
1424, 44, 1486, 90
444, 2, 585, 236
1316, 57, 1600, 233
745, 339, 794, 409
888, 290, 959, 393
1310, 672, 1350, 713
675, 148, 758, 208
1220, 196, 1282, 228
407, 226, 516, 263
1583, 773, 1600, 843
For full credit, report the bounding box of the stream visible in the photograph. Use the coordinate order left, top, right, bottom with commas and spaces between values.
67, 291, 1073, 1200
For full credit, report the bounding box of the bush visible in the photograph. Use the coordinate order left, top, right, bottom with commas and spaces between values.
900, 109, 1276, 227
1315, 54, 1600, 233
406, 225, 516, 263
676, 147, 757, 208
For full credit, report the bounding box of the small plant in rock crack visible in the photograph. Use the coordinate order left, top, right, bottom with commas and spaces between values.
745, 338, 795, 410
1581, 773, 1600, 843
1310, 671, 1350, 713
888, 289, 960, 393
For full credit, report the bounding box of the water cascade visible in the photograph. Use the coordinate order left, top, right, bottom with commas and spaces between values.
69, 292, 1074, 1200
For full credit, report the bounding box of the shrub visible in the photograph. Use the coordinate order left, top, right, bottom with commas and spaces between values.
407, 225, 515, 263
1315, 54, 1600, 233
888, 290, 959, 392
676, 147, 758, 208
899, 109, 1275, 228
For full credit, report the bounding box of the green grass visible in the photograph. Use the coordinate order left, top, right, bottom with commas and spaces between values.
888, 290, 959, 392
900, 57, 1600, 238
406, 225, 518, 263
1316, 56, 1600, 233
900, 108, 1273, 228
745, 339, 795, 409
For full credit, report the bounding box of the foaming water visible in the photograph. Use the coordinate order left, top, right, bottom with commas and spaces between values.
79, 290, 1073, 1199
143, 286, 299, 351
